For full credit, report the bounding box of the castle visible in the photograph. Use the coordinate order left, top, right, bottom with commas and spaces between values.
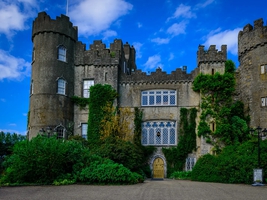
28, 12, 267, 178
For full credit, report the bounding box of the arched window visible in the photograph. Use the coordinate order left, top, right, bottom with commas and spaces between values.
57, 45, 67, 62
141, 121, 176, 146
57, 78, 66, 95
55, 125, 65, 139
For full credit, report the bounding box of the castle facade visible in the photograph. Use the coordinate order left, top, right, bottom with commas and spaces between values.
28, 12, 267, 177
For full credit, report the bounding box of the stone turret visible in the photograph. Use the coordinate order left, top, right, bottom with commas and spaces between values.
236, 18, 267, 128
197, 45, 227, 75
29, 12, 77, 139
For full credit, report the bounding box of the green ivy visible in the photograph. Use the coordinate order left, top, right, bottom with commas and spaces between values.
87, 84, 117, 145
163, 107, 197, 176
193, 60, 249, 149
71, 96, 89, 109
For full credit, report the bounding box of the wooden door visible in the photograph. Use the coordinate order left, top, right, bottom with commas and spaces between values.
153, 157, 164, 179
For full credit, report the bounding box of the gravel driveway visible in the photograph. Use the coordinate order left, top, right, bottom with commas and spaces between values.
1, 179, 267, 200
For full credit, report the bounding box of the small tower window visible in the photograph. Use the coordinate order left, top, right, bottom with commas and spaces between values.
58, 45, 67, 62
81, 123, 88, 140
57, 78, 66, 95
30, 80, 34, 95
212, 68, 214, 75
83, 80, 94, 98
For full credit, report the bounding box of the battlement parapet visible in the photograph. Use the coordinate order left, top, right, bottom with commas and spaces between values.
120, 67, 193, 84
32, 12, 78, 41
197, 45, 227, 67
75, 39, 136, 67
238, 18, 267, 59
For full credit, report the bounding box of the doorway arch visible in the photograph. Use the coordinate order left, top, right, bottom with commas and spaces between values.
152, 157, 165, 179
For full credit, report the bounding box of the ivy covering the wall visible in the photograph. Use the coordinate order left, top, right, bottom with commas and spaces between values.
87, 84, 118, 145
193, 60, 249, 151
162, 107, 197, 176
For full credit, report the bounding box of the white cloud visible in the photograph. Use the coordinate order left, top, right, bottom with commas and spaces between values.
204, 28, 241, 55
0, 50, 31, 81
132, 42, 143, 59
102, 30, 117, 40
168, 4, 196, 21
9, 123, 17, 127
69, 0, 133, 36
0, 1, 37, 36
137, 22, 142, 28
167, 21, 187, 36
151, 37, 170, 45
0, 98, 6, 102
143, 55, 163, 71
195, 0, 215, 9
168, 53, 174, 61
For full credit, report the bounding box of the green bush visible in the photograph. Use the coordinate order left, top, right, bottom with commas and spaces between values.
1, 135, 144, 185
170, 171, 192, 180
93, 136, 154, 178
191, 139, 267, 184
78, 158, 143, 184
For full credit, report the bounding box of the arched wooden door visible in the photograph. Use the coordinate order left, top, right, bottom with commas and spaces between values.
153, 157, 164, 179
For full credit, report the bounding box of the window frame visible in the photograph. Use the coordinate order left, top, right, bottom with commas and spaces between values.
141, 121, 177, 146
81, 123, 88, 140
57, 78, 66, 95
57, 45, 67, 62
83, 80, 94, 98
141, 89, 176, 106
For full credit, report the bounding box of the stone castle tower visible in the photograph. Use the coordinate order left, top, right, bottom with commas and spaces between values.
236, 18, 267, 128
29, 13, 78, 139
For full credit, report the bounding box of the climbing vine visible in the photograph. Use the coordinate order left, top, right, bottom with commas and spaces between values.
87, 84, 118, 145
71, 96, 89, 109
193, 60, 249, 151
162, 107, 197, 176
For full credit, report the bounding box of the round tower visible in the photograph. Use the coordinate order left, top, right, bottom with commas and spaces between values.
28, 12, 77, 139
237, 18, 267, 128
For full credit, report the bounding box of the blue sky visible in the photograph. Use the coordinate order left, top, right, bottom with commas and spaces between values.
0, 0, 267, 135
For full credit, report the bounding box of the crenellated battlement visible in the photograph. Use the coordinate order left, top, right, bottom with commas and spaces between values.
120, 67, 193, 84
197, 45, 227, 67
32, 12, 78, 41
75, 39, 136, 70
238, 18, 267, 60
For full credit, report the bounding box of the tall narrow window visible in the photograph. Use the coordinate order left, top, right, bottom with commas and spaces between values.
57, 78, 66, 95
30, 80, 33, 95
58, 45, 67, 62
83, 80, 94, 98
81, 123, 88, 140
212, 68, 214, 75
55, 125, 65, 139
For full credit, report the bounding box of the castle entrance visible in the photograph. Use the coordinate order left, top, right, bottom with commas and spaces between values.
153, 157, 164, 179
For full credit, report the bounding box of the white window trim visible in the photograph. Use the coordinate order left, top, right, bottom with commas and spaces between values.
83, 80, 94, 98
57, 78, 66, 95
141, 90, 176, 106
185, 157, 196, 171
57, 45, 67, 62
141, 121, 177, 146
81, 123, 88, 140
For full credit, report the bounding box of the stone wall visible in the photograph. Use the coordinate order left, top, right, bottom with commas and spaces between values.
237, 18, 267, 128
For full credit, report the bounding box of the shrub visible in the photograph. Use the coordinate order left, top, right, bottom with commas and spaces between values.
191, 139, 267, 184
170, 171, 192, 180
1, 135, 90, 184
